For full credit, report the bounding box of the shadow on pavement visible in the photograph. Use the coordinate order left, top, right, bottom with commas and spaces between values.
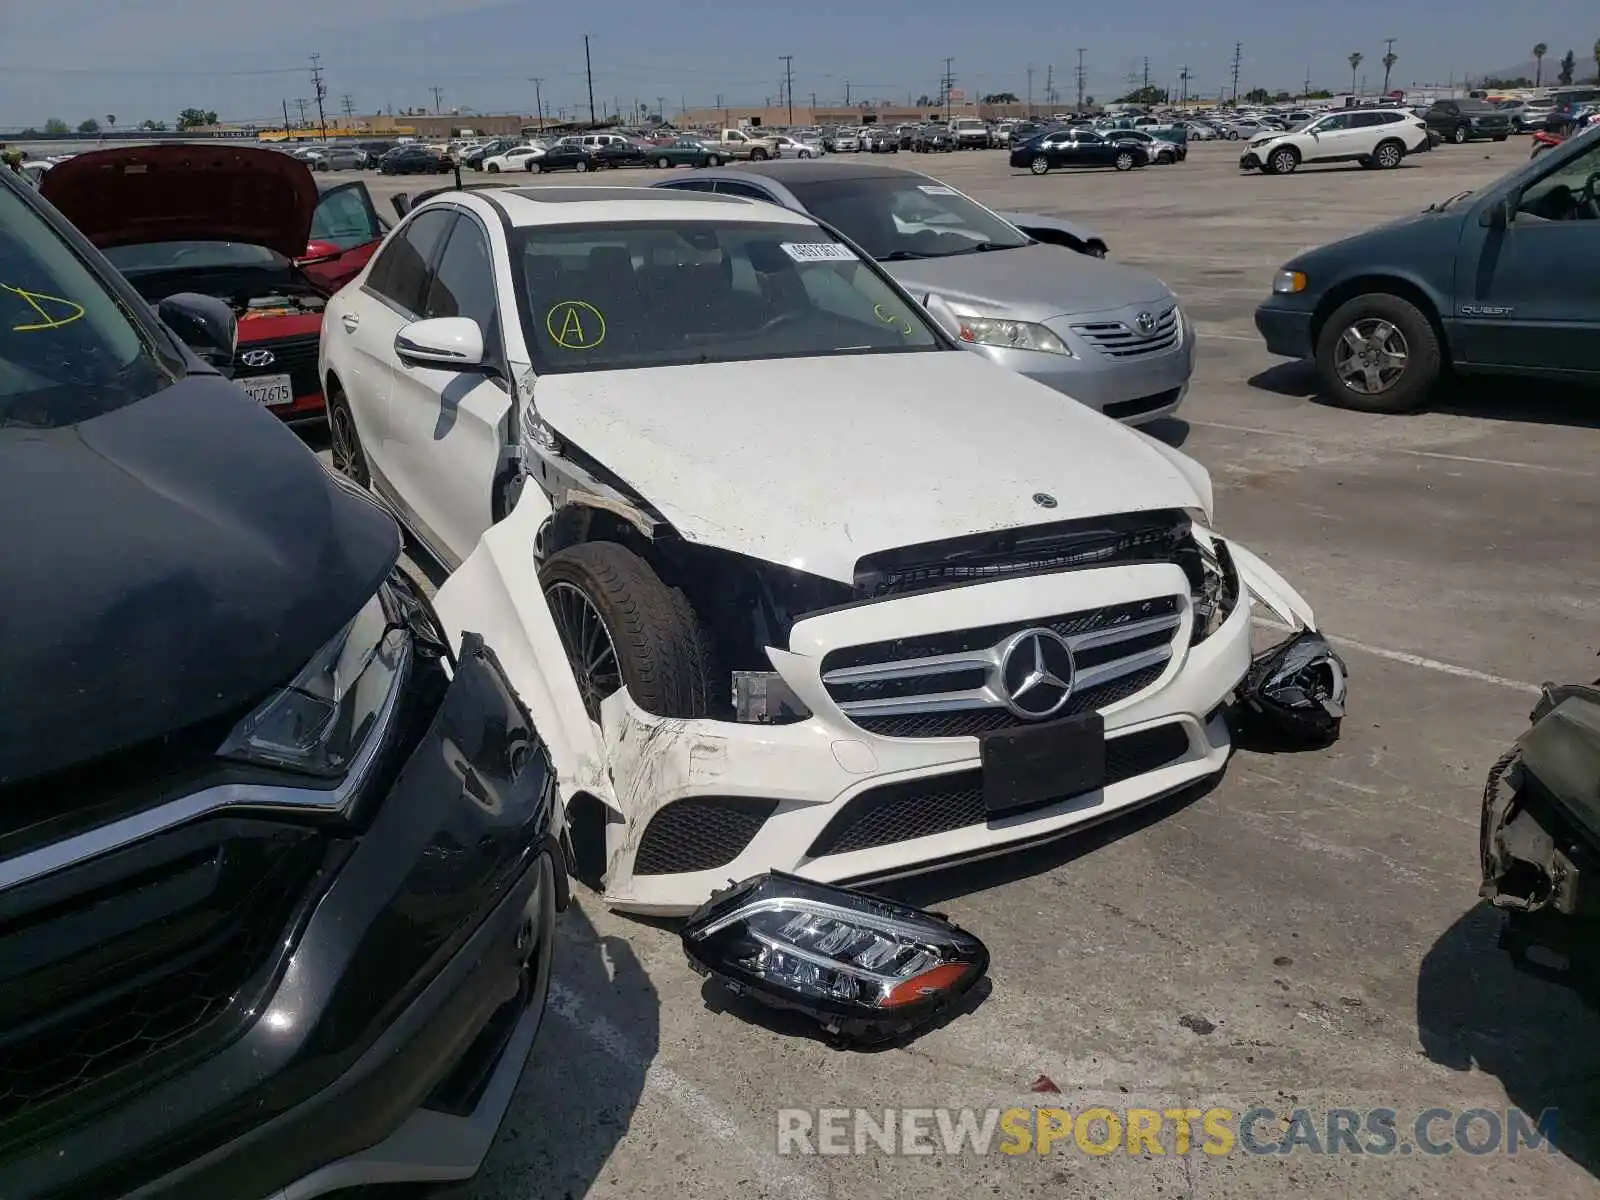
1416, 901, 1600, 1179
442, 900, 658, 1200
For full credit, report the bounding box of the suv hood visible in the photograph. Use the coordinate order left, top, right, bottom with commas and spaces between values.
40, 144, 319, 259
884, 245, 1172, 319
535, 352, 1204, 585
0, 376, 399, 786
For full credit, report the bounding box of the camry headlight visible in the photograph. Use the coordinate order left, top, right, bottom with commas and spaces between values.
218, 584, 410, 777
1183, 528, 1241, 645
1273, 269, 1307, 294
952, 310, 1073, 356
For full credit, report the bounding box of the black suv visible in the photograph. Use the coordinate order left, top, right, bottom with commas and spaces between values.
0, 163, 566, 1198
1425, 99, 1512, 145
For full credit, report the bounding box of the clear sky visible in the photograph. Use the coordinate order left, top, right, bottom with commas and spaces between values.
4, 0, 1598, 127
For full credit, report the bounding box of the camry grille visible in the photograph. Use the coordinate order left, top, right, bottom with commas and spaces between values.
1071, 306, 1180, 358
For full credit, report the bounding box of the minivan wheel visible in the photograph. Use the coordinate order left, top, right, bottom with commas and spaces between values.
539, 542, 717, 721
327, 387, 370, 488
1315, 293, 1441, 414
1452, 126, 1468, 144
1269, 146, 1299, 175
1114, 151, 1136, 171
1373, 140, 1403, 169
1030, 155, 1050, 174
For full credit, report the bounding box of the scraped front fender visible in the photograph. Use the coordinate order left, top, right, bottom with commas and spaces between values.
1229, 539, 1317, 631
433, 487, 608, 801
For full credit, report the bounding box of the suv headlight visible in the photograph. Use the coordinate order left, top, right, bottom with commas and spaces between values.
218, 583, 411, 778
951, 309, 1073, 356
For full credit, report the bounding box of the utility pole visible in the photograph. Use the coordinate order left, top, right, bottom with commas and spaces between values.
340, 93, 355, 120
282, 98, 291, 135
310, 53, 329, 140
584, 34, 596, 125
810, 90, 817, 112
781, 55, 794, 125
528, 77, 545, 130
942, 57, 954, 120
1026, 64, 1034, 116
844, 80, 851, 106
1075, 48, 1086, 113
1044, 64, 1054, 108
656, 95, 664, 124
294, 98, 310, 129
1142, 56, 1151, 95
1179, 65, 1191, 106
1230, 42, 1243, 104
1303, 67, 1312, 98
429, 85, 444, 114
1382, 37, 1397, 95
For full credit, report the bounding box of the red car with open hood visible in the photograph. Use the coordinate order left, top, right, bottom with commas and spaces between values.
40, 143, 385, 426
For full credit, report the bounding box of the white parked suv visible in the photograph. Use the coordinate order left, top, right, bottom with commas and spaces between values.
319, 185, 1323, 914
1240, 109, 1429, 174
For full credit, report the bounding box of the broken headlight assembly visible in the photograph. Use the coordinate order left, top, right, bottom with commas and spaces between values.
1239, 631, 1348, 746
682, 872, 989, 1045
1182, 527, 1241, 645
217, 581, 412, 778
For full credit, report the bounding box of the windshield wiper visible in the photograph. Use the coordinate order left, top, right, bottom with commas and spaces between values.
876, 249, 936, 261
1427, 190, 1473, 213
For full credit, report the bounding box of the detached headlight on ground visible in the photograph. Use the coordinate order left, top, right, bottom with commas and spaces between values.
952, 310, 1073, 356
1273, 269, 1308, 294
682, 872, 990, 1045
218, 585, 410, 778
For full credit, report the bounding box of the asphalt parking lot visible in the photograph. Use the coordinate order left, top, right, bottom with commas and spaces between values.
343, 138, 1600, 1199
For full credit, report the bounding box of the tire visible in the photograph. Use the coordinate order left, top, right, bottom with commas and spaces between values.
539, 542, 716, 721
1227, 130, 1240, 140
528, 160, 542, 173
1452, 126, 1468, 144
706, 154, 721, 166
657, 156, 670, 168
1114, 151, 1136, 171
487, 162, 500, 173
1030, 155, 1050, 175
575, 159, 589, 172
1314, 293, 1441, 414
750, 148, 768, 161
1269, 146, 1299, 175
326, 384, 370, 489
799, 149, 812, 158
1373, 140, 1404, 169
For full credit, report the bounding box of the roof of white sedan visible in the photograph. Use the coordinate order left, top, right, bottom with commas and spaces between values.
452, 185, 820, 229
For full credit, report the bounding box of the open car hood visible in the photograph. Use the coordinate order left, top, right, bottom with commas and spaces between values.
40, 144, 319, 259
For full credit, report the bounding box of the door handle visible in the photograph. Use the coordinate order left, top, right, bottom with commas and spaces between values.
341, 313, 360, 333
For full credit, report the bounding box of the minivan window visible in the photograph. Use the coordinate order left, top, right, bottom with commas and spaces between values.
0, 183, 174, 428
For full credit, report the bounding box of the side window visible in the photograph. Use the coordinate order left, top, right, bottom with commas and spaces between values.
1350, 113, 1381, 128
714, 181, 775, 202
365, 208, 453, 314
662, 179, 716, 192
423, 216, 499, 340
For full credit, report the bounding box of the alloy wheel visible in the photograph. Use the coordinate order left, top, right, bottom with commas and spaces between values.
1333, 318, 1409, 395
1030, 155, 1049, 174
546, 581, 622, 721
1376, 143, 1401, 168
329, 402, 367, 486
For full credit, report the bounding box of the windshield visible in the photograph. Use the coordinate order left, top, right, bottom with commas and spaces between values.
513, 219, 942, 373
783, 175, 1030, 260
103, 241, 282, 275
0, 183, 175, 428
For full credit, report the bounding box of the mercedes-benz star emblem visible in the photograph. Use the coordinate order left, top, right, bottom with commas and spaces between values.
997, 628, 1076, 720
1032, 492, 1058, 509
240, 349, 276, 368
1135, 311, 1157, 336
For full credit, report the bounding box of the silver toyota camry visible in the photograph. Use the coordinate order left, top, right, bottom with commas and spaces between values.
652, 160, 1191, 424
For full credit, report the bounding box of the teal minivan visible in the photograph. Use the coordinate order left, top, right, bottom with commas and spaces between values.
1255, 125, 1600, 412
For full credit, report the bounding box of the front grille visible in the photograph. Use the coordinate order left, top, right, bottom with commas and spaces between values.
633, 796, 778, 875
1071, 306, 1180, 359
0, 821, 328, 1135
807, 722, 1193, 857
822, 596, 1181, 739
1103, 388, 1182, 421
233, 333, 320, 398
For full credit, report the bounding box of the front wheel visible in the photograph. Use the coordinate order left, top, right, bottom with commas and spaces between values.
799, 149, 812, 158
540, 542, 716, 721
1315, 293, 1441, 414
574, 159, 589, 172
706, 153, 721, 166
487, 162, 500, 173
656, 156, 670, 168
1114, 151, 1136, 171
528, 160, 542, 173
1030, 155, 1050, 175
1268, 146, 1300, 175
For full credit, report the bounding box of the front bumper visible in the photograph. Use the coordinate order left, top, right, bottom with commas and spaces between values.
968, 307, 1194, 424
1253, 301, 1315, 359
2, 635, 567, 1200
1239, 150, 1263, 169
598, 560, 1255, 914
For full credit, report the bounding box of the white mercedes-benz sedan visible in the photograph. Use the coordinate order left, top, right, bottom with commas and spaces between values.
320, 184, 1323, 914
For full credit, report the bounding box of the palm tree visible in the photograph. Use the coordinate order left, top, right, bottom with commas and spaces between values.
1532, 43, 1548, 86
1382, 50, 1398, 94
1349, 52, 1364, 96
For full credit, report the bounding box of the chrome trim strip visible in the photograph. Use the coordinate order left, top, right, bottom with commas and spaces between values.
838, 687, 1000, 717
1066, 612, 1181, 652
822, 648, 997, 686
0, 636, 413, 894
1072, 643, 1173, 690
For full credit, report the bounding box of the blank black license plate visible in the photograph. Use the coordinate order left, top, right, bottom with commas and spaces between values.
981, 711, 1106, 817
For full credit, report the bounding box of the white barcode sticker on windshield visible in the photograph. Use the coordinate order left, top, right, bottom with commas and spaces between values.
917, 184, 958, 195
780, 241, 857, 262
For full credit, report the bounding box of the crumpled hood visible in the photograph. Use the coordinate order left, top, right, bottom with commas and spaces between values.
0, 377, 399, 785
536, 352, 1205, 584
883, 244, 1173, 319
40, 144, 318, 259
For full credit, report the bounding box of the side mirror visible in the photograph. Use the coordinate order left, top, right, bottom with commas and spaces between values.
299, 239, 343, 264
921, 293, 965, 340
395, 317, 486, 369
157, 292, 237, 364
391, 193, 411, 218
